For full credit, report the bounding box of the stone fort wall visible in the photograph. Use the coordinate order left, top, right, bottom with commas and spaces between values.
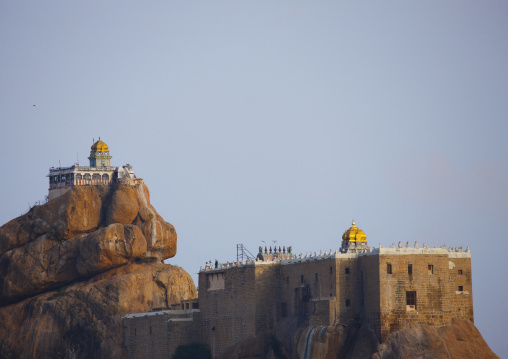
123, 247, 472, 358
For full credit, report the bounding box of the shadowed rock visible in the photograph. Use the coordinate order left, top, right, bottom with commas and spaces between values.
0, 263, 197, 359
217, 318, 498, 359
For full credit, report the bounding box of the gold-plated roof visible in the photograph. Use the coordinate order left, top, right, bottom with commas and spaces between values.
342, 220, 367, 243
91, 137, 109, 152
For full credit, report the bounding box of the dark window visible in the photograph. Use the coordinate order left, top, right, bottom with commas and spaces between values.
315, 273, 318, 281
76, 173, 82, 180
458, 286, 463, 292
428, 265, 434, 275
84, 173, 91, 180
345, 268, 350, 275
408, 264, 413, 275
192, 302, 199, 309
330, 266, 333, 274
387, 263, 392, 274
301, 275, 304, 284
92, 173, 101, 180
286, 276, 289, 285
149, 326, 152, 334
134, 328, 136, 336
458, 269, 463, 275
102, 174, 109, 180
346, 299, 351, 307
406, 291, 417, 308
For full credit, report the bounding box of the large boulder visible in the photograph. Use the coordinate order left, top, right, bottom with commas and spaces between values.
76, 223, 147, 277
0, 186, 107, 257
0, 183, 177, 305
106, 186, 139, 225
0, 262, 197, 359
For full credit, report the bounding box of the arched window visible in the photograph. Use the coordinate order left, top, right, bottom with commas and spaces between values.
76, 174, 82, 180
83, 173, 91, 180
102, 174, 109, 180
92, 174, 101, 180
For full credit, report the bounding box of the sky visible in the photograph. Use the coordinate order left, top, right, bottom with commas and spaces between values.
1, 1, 507, 356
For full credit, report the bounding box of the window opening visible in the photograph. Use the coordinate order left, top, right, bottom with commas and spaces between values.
428, 265, 434, 275
387, 263, 392, 274
408, 264, 413, 275
345, 267, 350, 275
406, 291, 417, 310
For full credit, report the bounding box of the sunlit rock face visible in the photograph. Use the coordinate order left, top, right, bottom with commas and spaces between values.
0, 183, 177, 304
0, 183, 194, 359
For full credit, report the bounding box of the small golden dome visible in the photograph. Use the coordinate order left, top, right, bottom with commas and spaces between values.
91, 137, 109, 152
342, 220, 367, 243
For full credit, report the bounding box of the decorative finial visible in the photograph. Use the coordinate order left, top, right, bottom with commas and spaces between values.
352, 219, 356, 226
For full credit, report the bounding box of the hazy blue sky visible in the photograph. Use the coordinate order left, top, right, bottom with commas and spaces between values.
1, 1, 507, 356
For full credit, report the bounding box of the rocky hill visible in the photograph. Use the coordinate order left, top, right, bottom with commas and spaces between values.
219, 317, 498, 359
0, 183, 197, 359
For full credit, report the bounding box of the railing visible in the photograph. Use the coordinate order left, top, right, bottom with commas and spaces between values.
49, 179, 112, 189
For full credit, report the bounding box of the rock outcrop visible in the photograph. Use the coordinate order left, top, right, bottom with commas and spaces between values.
373, 318, 499, 359
218, 318, 498, 359
0, 183, 196, 359
0, 263, 196, 359
0, 183, 176, 304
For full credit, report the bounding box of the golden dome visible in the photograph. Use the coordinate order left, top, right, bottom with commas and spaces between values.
91, 137, 109, 152
342, 220, 367, 243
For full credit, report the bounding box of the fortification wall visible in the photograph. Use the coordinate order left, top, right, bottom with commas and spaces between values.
447, 256, 473, 322
124, 248, 473, 358
199, 265, 258, 357
167, 312, 202, 356
360, 255, 381, 337
334, 256, 364, 324
123, 312, 170, 359
377, 250, 473, 341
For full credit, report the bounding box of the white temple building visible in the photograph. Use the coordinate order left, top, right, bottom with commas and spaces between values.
47, 138, 139, 201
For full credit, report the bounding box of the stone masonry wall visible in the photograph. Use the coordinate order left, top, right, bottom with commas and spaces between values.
129, 249, 473, 358
123, 313, 169, 359
199, 265, 258, 358
448, 256, 473, 322
377, 251, 473, 341
167, 313, 202, 357
360, 255, 381, 338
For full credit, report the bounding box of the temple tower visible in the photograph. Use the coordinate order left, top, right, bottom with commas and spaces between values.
88, 137, 112, 167
340, 220, 369, 253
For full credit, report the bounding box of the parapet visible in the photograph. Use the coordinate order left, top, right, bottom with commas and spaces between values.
199, 243, 471, 273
